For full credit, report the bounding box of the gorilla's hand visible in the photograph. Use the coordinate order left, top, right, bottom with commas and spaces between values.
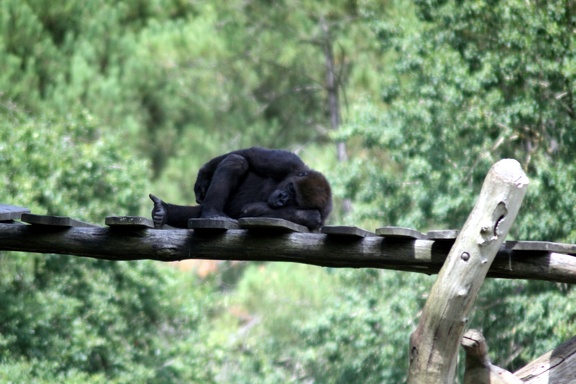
239, 202, 269, 218
149, 194, 167, 228
239, 203, 322, 230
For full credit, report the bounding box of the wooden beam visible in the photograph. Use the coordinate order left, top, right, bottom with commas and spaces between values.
2, 221, 575, 284
407, 159, 529, 384
514, 335, 576, 384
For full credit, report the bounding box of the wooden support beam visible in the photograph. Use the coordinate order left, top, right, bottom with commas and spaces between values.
2, 223, 576, 283
407, 159, 529, 384
514, 335, 576, 384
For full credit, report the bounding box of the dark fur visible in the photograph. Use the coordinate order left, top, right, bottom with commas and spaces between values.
150, 147, 332, 230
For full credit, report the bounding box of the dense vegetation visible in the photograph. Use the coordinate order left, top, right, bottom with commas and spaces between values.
1, 0, 575, 382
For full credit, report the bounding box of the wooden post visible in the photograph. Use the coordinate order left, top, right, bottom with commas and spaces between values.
407, 159, 529, 383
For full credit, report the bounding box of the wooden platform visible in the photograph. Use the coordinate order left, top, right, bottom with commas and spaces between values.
238, 218, 309, 233
0, 204, 30, 221
2, 202, 576, 283
23, 213, 99, 228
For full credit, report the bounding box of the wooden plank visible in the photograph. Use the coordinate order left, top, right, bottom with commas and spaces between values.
105, 216, 155, 229
408, 159, 529, 384
426, 230, 460, 240
510, 241, 576, 255
22, 213, 97, 227
376, 226, 425, 239
188, 218, 240, 231
238, 217, 308, 233
0, 204, 30, 221
514, 335, 576, 384
321, 225, 375, 238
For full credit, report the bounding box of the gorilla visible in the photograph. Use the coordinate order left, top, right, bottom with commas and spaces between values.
149, 147, 332, 230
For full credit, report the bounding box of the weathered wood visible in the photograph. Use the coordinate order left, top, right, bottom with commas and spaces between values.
238, 217, 309, 233
511, 241, 576, 255
407, 159, 529, 384
188, 218, 240, 231
514, 335, 576, 384
105, 216, 155, 228
0, 204, 30, 221
461, 329, 523, 384
22, 213, 98, 227
426, 230, 460, 240
376, 226, 425, 239
321, 225, 375, 238
490, 245, 576, 283
0, 224, 433, 266
3, 224, 576, 283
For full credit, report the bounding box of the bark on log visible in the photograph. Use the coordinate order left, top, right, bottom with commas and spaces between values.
2, 225, 576, 283
407, 159, 529, 384
514, 335, 576, 384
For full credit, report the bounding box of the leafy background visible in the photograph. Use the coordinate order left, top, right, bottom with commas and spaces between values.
1, 0, 575, 382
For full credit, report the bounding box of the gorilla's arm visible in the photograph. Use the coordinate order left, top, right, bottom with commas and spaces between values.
195, 147, 307, 202
200, 147, 305, 177
237, 147, 306, 178
239, 202, 322, 231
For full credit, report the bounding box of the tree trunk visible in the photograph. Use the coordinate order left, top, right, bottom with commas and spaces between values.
321, 18, 351, 214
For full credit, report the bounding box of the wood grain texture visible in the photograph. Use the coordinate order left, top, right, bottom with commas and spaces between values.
408, 159, 529, 384
514, 335, 576, 384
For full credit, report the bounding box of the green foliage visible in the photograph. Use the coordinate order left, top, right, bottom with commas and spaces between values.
0, 0, 386, 183
2, 0, 576, 382
331, 0, 576, 374
0, 110, 218, 382
210, 264, 433, 383
0, 109, 148, 219
213, 263, 335, 383
338, 0, 576, 242
470, 279, 576, 371
295, 270, 432, 383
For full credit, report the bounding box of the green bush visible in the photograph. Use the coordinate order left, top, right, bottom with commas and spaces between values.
0, 110, 218, 382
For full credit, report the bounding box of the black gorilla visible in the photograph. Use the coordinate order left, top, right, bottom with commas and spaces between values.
150, 147, 332, 230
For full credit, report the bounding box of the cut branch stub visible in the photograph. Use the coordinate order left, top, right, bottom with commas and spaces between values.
462, 329, 523, 384
407, 159, 529, 384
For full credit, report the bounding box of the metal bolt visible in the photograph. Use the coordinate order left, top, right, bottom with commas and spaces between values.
461, 252, 470, 261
